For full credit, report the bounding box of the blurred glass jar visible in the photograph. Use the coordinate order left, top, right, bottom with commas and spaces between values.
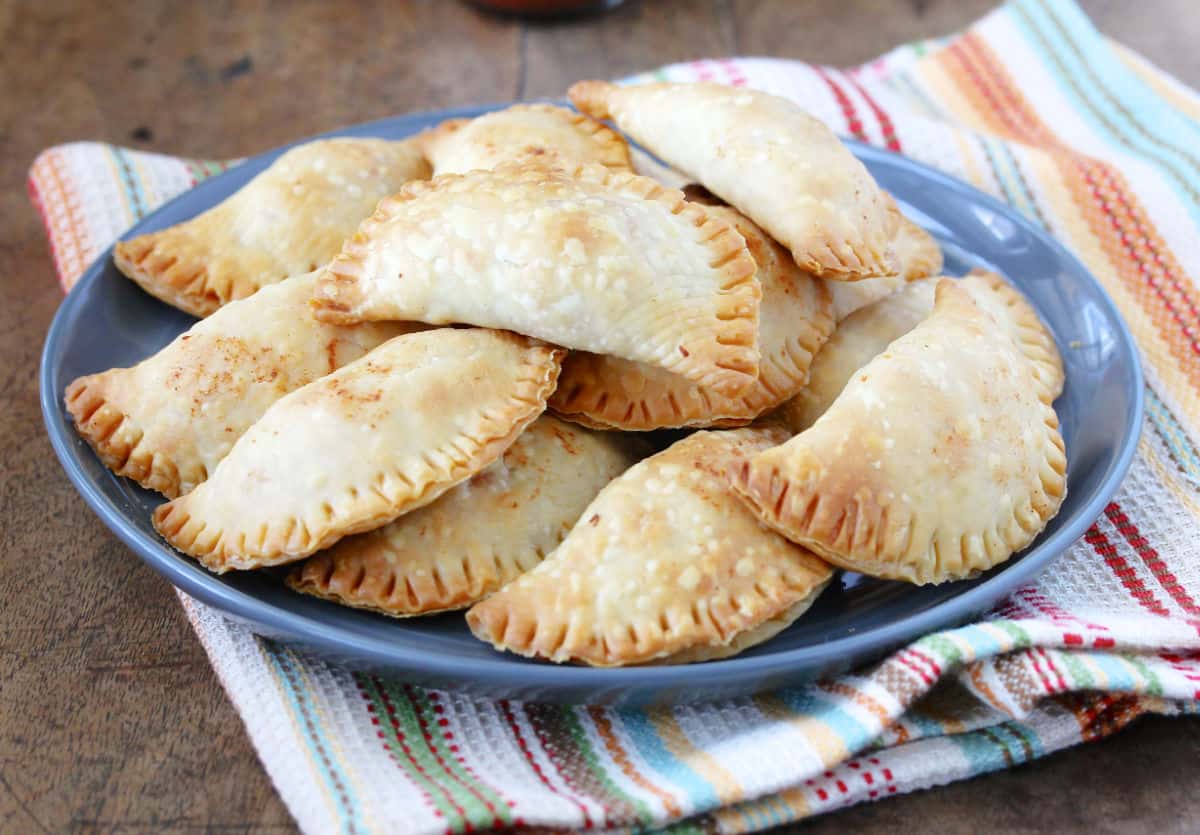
466, 0, 624, 18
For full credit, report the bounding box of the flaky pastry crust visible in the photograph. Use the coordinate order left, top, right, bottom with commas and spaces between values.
416, 104, 632, 176
65, 273, 415, 498
570, 80, 900, 280
114, 138, 430, 317
550, 206, 834, 430
735, 281, 1067, 584
287, 416, 645, 616
312, 162, 762, 397
153, 329, 562, 572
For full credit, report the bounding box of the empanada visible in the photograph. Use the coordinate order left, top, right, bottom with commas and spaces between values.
114, 138, 431, 317
312, 162, 761, 397
569, 80, 899, 280
153, 329, 563, 572
549, 206, 834, 430
65, 272, 415, 498
827, 212, 943, 321
467, 427, 834, 666
415, 104, 632, 176
734, 281, 1067, 585
286, 416, 645, 617
781, 270, 1063, 431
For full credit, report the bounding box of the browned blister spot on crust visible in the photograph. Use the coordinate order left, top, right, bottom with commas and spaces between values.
325, 337, 339, 373
550, 424, 580, 455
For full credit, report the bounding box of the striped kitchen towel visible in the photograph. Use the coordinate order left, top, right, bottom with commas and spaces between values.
29, 0, 1200, 832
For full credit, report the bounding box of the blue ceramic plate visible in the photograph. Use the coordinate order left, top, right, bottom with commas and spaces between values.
42, 106, 1143, 705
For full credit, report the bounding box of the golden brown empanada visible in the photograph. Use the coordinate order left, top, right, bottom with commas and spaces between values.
827, 212, 943, 321
467, 427, 834, 666
549, 206, 834, 430
65, 272, 415, 498
415, 104, 632, 176
312, 162, 761, 397
734, 281, 1067, 585
569, 80, 900, 280
286, 416, 645, 617
114, 138, 431, 317
153, 329, 563, 573
782, 270, 1063, 431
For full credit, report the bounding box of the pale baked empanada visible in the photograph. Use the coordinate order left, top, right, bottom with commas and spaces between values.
734, 281, 1067, 585
467, 427, 834, 666
286, 416, 645, 617
153, 329, 563, 572
782, 270, 1063, 431
312, 163, 761, 397
416, 104, 632, 176
569, 80, 899, 280
65, 272, 415, 498
550, 206, 834, 430
114, 138, 431, 317
827, 213, 943, 321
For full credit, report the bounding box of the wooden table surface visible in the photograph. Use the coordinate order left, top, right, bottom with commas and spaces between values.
3, 1, 1199, 832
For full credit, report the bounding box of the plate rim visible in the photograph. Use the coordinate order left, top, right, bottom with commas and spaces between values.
40, 104, 1145, 698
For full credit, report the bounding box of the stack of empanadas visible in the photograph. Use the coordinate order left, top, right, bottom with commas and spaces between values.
67, 81, 1065, 667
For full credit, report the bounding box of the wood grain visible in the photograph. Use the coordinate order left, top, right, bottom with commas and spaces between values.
1, 0, 1197, 832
